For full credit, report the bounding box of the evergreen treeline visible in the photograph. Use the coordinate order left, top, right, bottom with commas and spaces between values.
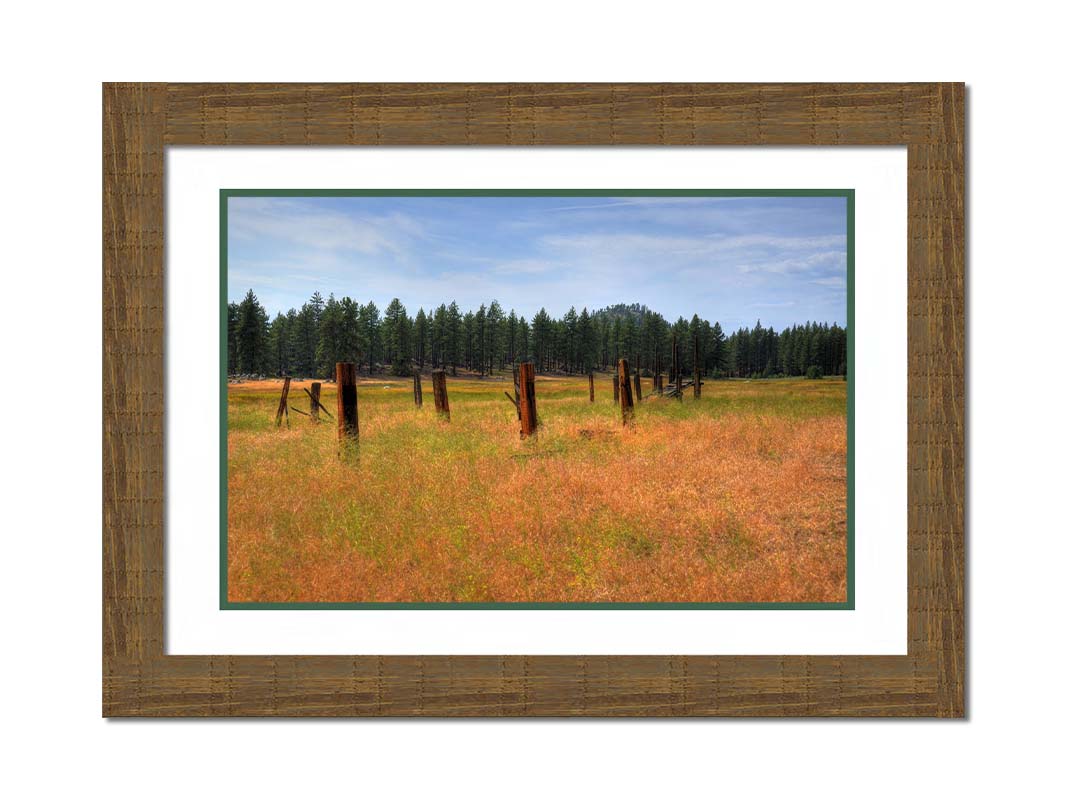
228, 291, 846, 380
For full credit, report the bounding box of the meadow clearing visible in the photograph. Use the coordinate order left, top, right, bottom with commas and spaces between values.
226, 373, 847, 604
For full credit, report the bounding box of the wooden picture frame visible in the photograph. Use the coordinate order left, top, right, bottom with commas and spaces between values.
103, 82, 963, 717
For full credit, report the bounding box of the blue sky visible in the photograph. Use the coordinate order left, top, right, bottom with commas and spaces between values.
227, 194, 847, 331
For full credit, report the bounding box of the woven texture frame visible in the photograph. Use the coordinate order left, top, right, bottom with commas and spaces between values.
103, 83, 964, 716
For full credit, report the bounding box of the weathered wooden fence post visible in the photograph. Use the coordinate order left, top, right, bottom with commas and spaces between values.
432, 369, 450, 421
518, 361, 537, 438
309, 381, 322, 421
413, 371, 423, 408
613, 373, 619, 404
274, 376, 291, 427
692, 331, 701, 399
588, 371, 594, 403
634, 355, 643, 402
335, 363, 359, 445
618, 359, 634, 425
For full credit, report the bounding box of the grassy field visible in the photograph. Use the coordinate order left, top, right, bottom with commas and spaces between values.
226, 373, 847, 604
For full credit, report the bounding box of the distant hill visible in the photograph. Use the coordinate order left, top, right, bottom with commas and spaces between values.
590, 303, 652, 323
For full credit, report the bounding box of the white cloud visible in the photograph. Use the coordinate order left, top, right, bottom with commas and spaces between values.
543, 232, 845, 259
229, 197, 426, 258
809, 276, 847, 289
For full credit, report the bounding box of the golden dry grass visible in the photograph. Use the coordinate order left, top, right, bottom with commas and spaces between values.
227, 373, 847, 603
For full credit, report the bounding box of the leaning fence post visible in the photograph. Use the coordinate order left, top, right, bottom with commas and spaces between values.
432, 369, 450, 421
274, 376, 291, 427
613, 373, 619, 404
336, 363, 359, 446
588, 371, 595, 403
310, 381, 322, 421
618, 359, 634, 425
303, 385, 332, 420
413, 371, 423, 408
634, 355, 643, 402
518, 361, 537, 438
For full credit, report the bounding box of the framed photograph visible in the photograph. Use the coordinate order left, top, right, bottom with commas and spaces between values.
104, 83, 963, 716
219, 187, 853, 610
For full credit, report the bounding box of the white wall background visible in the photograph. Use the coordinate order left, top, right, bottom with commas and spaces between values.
2, 2, 1063, 797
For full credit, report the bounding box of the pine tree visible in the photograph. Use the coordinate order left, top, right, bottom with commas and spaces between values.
707, 322, 726, 375
226, 302, 239, 375
315, 294, 342, 376
359, 301, 380, 373
598, 316, 610, 369
413, 308, 428, 368
620, 315, 636, 365
446, 301, 462, 375
383, 298, 407, 373
431, 304, 447, 368
531, 308, 552, 371
517, 316, 530, 362
461, 310, 475, 372
337, 297, 361, 366
577, 308, 595, 373
383, 298, 412, 376
506, 309, 518, 366
561, 307, 578, 372
474, 304, 487, 375
235, 289, 268, 374
268, 312, 290, 375
485, 300, 504, 375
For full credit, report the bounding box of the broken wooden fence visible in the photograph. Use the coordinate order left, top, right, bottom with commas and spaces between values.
304, 385, 332, 420
274, 377, 291, 427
